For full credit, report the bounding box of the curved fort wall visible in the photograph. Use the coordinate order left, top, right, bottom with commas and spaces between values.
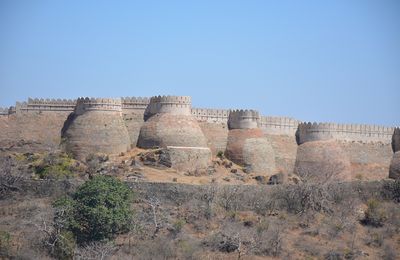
62, 97, 131, 160
296, 122, 395, 180
137, 95, 211, 172
297, 122, 394, 145
225, 109, 276, 174
138, 95, 208, 148
228, 109, 260, 129
144, 95, 192, 120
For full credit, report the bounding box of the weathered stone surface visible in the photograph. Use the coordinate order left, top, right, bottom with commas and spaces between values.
393, 128, 400, 153
389, 152, 400, 179
294, 140, 351, 182
0, 112, 71, 152
162, 146, 212, 173
226, 129, 276, 174
263, 134, 298, 175
123, 112, 144, 146
198, 121, 228, 156
137, 113, 207, 148
339, 141, 392, 180
62, 111, 131, 160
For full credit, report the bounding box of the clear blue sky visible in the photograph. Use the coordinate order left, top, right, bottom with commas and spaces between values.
0, 1, 399, 126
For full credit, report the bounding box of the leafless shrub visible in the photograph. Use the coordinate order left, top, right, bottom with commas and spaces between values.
216, 186, 242, 212
143, 196, 161, 238
0, 156, 22, 198
133, 236, 177, 260
382, 242, 397, 260
74, 241, 116, 260
206, 219, 284, 258
296, 159, 346, 185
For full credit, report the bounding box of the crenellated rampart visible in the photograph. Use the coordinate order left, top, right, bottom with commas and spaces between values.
16, 98, 77, 113
260, 116, 300, 135
144, 95, 192, 119
121, 96, 150, 113
74, 97, 122, 115
191, 108, 230, 123
228, 109, 260, 129
0, 107, 10, 115
297, 122, 395, 145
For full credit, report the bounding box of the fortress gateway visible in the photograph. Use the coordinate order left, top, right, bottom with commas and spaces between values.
0, 95, 399, 180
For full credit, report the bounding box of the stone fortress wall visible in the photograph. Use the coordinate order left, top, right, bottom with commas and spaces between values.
296, 122, 396, 181
297, 122, 394, 145
0, 95, 398, 180
144, 95, 192, 119
228, 109, 260, 129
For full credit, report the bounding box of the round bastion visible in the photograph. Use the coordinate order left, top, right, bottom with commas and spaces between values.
61, 97, 131, 160
294, 123, 351, 182
389, 128, 400, 179
137, 95, 208, 148
225, 110, 276, 174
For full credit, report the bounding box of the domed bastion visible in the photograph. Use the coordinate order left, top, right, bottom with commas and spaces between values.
389, 127, 400, 179
61, 97, 131, 160
295, 122, 394, 181
137, 95, 212, 173
225, 109, 276, 175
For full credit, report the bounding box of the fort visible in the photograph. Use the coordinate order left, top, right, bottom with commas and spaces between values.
0, 95, 398, 180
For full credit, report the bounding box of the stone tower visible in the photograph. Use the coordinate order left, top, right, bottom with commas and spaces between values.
389, 128, 400, 179
61, 97, 131, 160
137, 95, 208, 148
294, 123, 351, 182
137, 95, 211, 172
225, 109, 276, 174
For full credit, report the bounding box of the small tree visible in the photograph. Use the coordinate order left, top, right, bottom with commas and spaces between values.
54, 175, 134, 244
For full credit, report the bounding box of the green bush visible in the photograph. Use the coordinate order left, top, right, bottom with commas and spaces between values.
361, 199, 386, 227
0, 230, 11, 256
54, 175, 134, 243
53, 230, 76, 260
34, 153, 76, 179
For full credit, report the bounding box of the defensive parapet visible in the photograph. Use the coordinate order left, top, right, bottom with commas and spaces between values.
393, 127, 400, 153
144, 95, 192, 120
74, 97, 122, 115
260, 116, 300, 135
297, 122, 395, 145
121, 97, 150, 113
228, 109, 260, 129
191, 108, 230, 123
0, 107, 10, 115
16, 98, 77, 113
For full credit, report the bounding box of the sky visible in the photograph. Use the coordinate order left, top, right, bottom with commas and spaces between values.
0, 0, 399, 126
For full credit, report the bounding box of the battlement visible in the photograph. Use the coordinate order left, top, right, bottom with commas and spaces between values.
297, 122, 395, 144
0, 107, 10, 115
144, 95, 192, 119
16, 98, 77, 113
228, 109, 260, 129
121, 96, 150, 112
260, 116, 300, 135
191, 108, 230, 123
393, 127, 400, 152
74, 97, 122, 115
